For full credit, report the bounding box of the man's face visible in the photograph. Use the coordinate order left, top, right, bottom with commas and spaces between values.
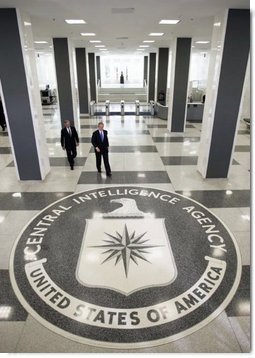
64, 121, 70, 128
98, 124, 104, 131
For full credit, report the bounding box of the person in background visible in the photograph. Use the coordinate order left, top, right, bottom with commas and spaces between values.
61, 120, 79, 170
120, 71, 124, 84
0, 97, 7, 131
91, 121, 111, 176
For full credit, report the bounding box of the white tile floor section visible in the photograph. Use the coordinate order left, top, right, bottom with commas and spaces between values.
0, 104, 250, 353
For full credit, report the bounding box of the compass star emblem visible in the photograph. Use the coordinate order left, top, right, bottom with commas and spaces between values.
90, 224, 162, 277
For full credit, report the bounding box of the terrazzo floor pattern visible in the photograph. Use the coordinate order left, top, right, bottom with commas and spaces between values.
0, 104, 250, 353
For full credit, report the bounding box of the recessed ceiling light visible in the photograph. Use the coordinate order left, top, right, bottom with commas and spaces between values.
95, 45, 105, 48
143, 40, 155, 43
65, 19, 86, 24
159, 19, 180, 24
24, 21, 31, 26
139, 45, 149, 48
34, 41, 48, 44
80, 33, 96, 36
89, 40, 101, 43
195, 41, 210, 44
12, 192, 22, 197
136, 49, 145, 51
149, 32, 164, 36
99, 48, 107, 51
214, 22, 221, 27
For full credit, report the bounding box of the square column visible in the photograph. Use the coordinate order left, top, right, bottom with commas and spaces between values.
0, 8, 50, 180
167, 38, 192, 132
96, 55, 101, 84
197, 9, 250, 178
88, 53, 97, 102
148, 53, 156, 101
75, 48, 89, 115
156, 48, 169, 105
144, 56, 148, 84
53, 38, 77, 125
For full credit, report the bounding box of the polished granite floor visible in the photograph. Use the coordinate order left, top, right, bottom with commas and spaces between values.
0, 104, 250, 353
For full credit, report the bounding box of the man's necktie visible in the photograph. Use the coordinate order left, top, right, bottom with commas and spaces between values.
100, 131, 104, 141
68, 128, 72, 136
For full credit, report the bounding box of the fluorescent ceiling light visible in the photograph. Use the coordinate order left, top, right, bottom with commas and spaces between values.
99, 48, 107, 51
95, 45, 105, 48
24, 21, 31, 26
34, 41, 48, 44
143, 40, 155, 43
214, 22, 221, 26
89, 40, 101, 43
136, 48, 145, 51
195, 41, 210, 44
65, 19, 86, 24
159, 19, 180, 24
149, 32, 164, 36
80, 33, 96, 36
139, 45, 149, 48
12, 192, 22, 197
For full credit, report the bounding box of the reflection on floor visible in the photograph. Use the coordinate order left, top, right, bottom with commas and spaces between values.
0, 103, 250, 352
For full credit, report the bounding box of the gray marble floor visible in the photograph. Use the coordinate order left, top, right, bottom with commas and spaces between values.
0, 105, 250, 353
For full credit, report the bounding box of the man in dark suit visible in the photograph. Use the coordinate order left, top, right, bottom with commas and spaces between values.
61, 120, 79, 170
91, 121, 111, 176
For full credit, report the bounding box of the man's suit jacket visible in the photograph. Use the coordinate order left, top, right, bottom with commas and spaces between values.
91, 129, 109, 152
61, 126, 79, 150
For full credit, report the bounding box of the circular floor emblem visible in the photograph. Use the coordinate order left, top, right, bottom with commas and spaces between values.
10, 186, 241, 348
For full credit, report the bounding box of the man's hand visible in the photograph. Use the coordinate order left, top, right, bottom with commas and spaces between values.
76, 142, 79, 147
96, 147, 100, 152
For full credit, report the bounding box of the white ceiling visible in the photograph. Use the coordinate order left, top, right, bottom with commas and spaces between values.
0, 0, 250, 54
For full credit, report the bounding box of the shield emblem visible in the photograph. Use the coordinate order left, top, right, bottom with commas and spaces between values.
76, 217, 177, 295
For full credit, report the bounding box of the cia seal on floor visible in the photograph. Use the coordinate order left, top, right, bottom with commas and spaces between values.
10, 186, 241, 349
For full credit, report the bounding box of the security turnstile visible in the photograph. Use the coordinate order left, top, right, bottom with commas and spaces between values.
150, 100, 155, 116
105, 100, 110, 116
90, 100, 95, 116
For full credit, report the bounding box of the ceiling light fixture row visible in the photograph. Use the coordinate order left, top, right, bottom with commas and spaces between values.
137, 19, 180, 52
